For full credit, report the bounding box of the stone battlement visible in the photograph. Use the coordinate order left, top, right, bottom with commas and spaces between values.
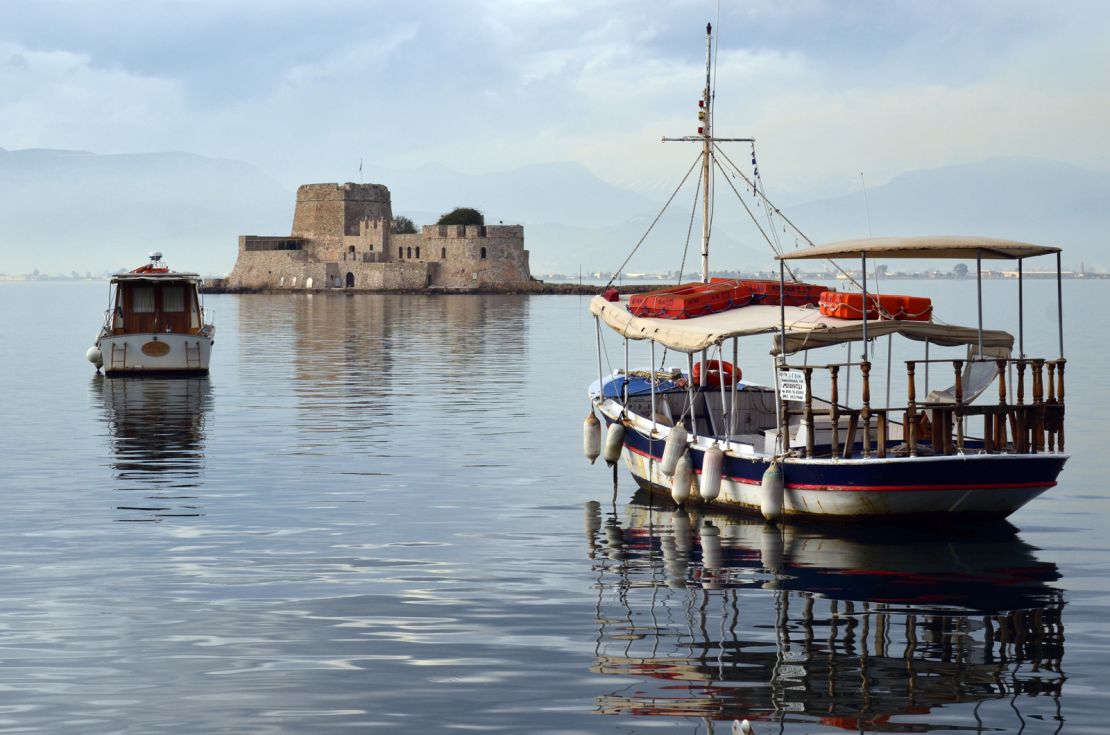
420, 224, 525, 240
296, 182, 390, 203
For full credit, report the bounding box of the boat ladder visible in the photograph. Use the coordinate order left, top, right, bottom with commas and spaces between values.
109, 342, 127, 370
185, 341, 201, 368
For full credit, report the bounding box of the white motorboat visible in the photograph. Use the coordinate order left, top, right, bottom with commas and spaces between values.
86, 252, 215, 376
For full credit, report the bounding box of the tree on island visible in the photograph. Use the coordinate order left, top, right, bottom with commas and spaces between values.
952, 263, 969, 278
391, 215, 417, 234
437, 207, 484, 226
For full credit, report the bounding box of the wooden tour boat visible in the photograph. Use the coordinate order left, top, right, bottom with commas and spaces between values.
584, 25, 1067, 525
86, 252, 215, 376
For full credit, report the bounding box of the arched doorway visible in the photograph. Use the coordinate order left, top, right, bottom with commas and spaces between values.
345, 272, 355, 288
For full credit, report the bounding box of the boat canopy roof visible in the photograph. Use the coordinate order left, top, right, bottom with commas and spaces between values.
111, 271, 202, 285
778, 236, 1060, 261
590, 296, 1013, 356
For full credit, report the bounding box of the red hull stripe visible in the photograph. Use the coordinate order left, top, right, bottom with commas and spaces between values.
624, 445, 1057, 493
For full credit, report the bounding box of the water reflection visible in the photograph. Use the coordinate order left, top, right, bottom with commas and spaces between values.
586, 493, 1066, 731
91, 374, 212, 521
235, 294, 532, 458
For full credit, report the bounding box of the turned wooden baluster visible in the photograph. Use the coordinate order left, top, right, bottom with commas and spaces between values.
906, 361, 917, 457
1046, 362, 1057, 452
953, 359, 965, 454
995, 358, 1008, 451
1057, 359, 1066, 452
1015, 360, 1027, 453
829, 365, 841, 458
861, 360, 872, 459
1032, 359, 1045, 453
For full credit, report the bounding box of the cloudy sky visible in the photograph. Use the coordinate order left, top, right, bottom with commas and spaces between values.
1, 0, 1108, 200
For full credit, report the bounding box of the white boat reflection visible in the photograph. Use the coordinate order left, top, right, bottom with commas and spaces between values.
585, 493, 1065, 730
91, 374, 212, 521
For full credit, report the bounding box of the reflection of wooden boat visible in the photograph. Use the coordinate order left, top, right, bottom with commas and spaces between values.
585, 25, 1067, 524
86, 252, 215, 376
585, 496, 1066, 729
91, 374, 211, 520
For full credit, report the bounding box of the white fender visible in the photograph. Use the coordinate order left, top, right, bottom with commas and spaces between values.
671, 451, 693, 505
583, 411, 601, 464
699, 443, 724, 501
660, 424, 688, 476
760, 461, 784, 522
603, 421, 625, 466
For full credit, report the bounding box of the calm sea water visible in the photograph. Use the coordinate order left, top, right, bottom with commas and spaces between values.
0, 279, 1106, 734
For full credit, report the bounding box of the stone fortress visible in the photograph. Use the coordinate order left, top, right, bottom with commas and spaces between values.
227, 183, 532, 291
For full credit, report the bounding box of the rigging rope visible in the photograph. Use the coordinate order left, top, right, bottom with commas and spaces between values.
714, 143, 865, 291
677, 169, 702, 284
604, 152, 703, 289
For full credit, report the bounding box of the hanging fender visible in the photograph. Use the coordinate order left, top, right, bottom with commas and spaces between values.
692, 359, 741, 387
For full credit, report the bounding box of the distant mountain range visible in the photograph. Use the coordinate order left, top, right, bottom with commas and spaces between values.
0, 147, 289, 276
0, 147, 1105, 277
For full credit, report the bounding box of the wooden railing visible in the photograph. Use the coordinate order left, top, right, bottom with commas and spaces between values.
778, 357, 1066, 459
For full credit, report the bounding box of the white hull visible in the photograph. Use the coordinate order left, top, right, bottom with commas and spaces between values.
620, 445, 1056, 521
96, 331, 214, 375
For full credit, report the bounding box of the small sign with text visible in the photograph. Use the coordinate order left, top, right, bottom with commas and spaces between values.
779, 369, 807, 402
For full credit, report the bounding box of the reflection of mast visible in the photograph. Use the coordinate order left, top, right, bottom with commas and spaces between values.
585, 495, 1067, 728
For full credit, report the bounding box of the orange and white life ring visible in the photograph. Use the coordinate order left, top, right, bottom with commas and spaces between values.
692, 360, 741, 387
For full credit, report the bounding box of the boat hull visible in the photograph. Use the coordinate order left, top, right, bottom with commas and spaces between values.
97, 331, 214, 377
610, 417, 1067, 523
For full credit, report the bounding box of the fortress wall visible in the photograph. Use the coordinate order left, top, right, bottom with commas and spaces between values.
418, 225, 530, 288
339, 262, 432, 290
227, 249, 330, 290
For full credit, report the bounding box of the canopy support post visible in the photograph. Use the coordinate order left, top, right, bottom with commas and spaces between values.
861, 253, 868, 360
688, 352, 698, 439
1056, 251, 1064, 359
595, 317, 604, 402
1018, 258, 1025, 358
730, 337, 739, 436
976, 252, 984, 358
623, 336, 629, 406
650, 340, 658, 437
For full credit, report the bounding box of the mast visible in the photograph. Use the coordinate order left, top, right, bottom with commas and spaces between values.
663, 24, 753, 283
701, 22, 713, 283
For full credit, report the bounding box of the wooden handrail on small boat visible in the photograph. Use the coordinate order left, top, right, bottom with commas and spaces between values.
779, 355, 1066, 458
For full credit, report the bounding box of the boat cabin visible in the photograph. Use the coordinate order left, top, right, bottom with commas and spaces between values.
110, 273, 205, 336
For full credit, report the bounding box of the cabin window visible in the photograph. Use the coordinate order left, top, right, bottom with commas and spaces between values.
480, 247, 487, 259
162, 286, 185, 312
132, 287, 155, 313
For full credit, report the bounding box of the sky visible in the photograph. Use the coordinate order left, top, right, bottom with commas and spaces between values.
1, 0, 1109, 201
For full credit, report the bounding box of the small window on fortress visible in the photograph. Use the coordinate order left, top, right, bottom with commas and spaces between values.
398, 247, 403, 258
480, 246, 487, 259
441, 247, 446, 259
415, 247, 420, 259
407, 247, 412, 258
348, 245, 355, 254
